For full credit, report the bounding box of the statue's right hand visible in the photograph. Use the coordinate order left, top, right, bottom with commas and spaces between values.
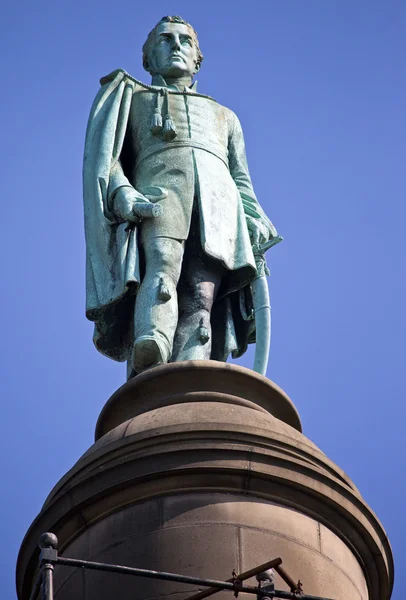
113, 186, 163, 223
132, 202, 163, 220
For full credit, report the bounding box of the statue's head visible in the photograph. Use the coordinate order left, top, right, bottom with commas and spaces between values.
142, 16, 204, 79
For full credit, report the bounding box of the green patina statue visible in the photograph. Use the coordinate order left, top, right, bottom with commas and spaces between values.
83, 16, 281, 377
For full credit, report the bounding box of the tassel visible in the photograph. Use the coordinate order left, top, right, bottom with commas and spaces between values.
158, 277, 171, 301
162, 115, 177, 141
162, 89, 177, 141
198, 318, 210, 344
151, 110, 163, 134
150, 91, 163, 135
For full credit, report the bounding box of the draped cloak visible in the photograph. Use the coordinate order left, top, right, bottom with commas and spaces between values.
83, 69, 281, 363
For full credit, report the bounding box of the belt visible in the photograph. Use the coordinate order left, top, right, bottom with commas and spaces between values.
135, 139, 229, 169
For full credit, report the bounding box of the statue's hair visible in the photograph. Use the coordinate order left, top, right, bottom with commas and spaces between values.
142, 16, 204, 74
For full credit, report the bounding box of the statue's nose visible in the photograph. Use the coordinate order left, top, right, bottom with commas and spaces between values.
172, 37, 181, 50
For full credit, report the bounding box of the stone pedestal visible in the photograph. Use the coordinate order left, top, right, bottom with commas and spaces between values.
17, 362, 393, 600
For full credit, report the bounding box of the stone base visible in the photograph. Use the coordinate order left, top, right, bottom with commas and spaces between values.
17, 362, 393, 600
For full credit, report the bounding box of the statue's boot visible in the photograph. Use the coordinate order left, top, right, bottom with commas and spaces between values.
132, 334, 170, 373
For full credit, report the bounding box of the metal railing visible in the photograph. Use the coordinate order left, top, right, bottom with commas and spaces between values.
29, 532, 335, 600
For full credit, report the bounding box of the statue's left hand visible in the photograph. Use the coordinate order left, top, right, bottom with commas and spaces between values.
246, 216, 270, 247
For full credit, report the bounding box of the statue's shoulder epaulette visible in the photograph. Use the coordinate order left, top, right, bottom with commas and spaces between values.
99, 69, 129, 86
99, 69, 153, 93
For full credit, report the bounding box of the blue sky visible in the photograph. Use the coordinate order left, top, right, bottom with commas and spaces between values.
1, 1, 405, 598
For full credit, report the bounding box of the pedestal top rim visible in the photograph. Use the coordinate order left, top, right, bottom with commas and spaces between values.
95, 361, 302, 440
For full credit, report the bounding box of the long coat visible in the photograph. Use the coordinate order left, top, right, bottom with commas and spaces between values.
83, 69, 281, 362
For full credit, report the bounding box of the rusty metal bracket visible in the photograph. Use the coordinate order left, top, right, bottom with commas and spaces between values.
184, 558, 283, 600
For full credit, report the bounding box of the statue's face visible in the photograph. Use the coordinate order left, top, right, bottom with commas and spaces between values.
148, 22, 199, 78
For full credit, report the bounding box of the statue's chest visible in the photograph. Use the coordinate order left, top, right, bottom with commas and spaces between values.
129, 90, 230, 149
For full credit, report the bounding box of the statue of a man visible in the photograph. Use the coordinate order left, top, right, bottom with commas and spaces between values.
83, 16, 281, 376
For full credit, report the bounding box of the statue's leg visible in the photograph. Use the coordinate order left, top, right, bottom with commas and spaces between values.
132, 236, 185, 372
172, 251, 224, 362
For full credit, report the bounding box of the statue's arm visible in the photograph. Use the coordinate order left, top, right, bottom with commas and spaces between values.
108, 159, 133, 205
228, 113, 280, 245
84, 71, 161, 225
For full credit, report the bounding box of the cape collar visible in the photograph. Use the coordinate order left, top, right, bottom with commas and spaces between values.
151, 74, 198, 93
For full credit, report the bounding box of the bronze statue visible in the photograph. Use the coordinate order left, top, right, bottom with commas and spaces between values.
83, 16, 281, 377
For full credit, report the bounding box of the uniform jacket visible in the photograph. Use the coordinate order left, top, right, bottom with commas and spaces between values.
83, 69, 281, 362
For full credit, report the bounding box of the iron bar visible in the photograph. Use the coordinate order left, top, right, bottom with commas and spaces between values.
40, 563, 54, 600
54, 556, 334, 600
56, 557, 258, 593
273, 565, 298, 592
